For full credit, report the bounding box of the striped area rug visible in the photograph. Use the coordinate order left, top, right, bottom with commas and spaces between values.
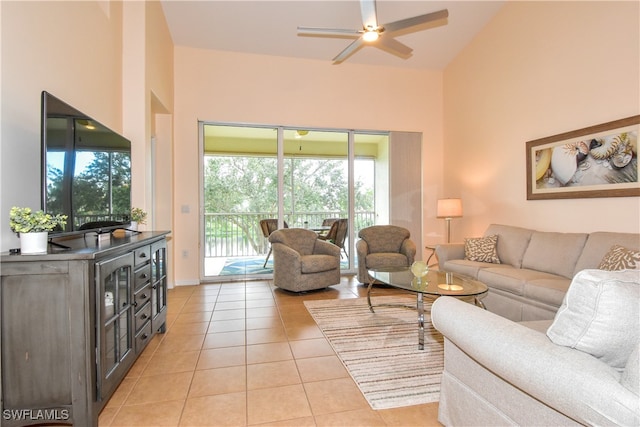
304, 296, 443, 410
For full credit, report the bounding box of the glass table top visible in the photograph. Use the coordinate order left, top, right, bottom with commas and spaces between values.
369, 267, 487, 297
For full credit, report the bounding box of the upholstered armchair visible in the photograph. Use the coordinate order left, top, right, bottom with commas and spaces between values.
356, 225, 417, 283
268, 228, 341, 292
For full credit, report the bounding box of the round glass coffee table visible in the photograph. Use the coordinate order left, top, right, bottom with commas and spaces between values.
367, 267, 488, 350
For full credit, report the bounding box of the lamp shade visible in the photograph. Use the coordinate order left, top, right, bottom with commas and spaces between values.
437, 198, 463, 219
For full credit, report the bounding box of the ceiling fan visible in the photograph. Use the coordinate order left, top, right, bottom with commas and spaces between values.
297, 0, 449, 64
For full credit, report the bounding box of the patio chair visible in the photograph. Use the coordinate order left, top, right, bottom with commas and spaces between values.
316, 218, 339, 238
268, 228, 340, 292
319, 218, 348, 259
259, 219, 288, 268
356, 225, 417, 284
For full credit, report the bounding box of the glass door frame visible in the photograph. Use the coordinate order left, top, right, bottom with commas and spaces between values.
199, 122, 387, 282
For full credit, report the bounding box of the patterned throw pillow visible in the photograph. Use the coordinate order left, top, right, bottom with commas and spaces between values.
464, 235, 501, 264
598, 245, 640, 271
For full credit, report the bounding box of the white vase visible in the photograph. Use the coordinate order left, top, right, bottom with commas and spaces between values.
130, 221, 138, 231
20, 232, 49, 254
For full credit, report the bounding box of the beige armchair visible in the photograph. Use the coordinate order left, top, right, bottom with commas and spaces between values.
356, 225, 417, 283
268, 228, 341, 292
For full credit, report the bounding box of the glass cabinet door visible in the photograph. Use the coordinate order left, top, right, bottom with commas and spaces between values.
97, 252, 135, 400
151, 240, 167, 332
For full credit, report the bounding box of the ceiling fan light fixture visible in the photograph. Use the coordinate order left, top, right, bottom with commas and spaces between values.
295, 130, 309, 139
297, 0, 449, 64
362, 29, 379, 42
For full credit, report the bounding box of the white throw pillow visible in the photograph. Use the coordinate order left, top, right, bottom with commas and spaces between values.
546, 269, 640, 371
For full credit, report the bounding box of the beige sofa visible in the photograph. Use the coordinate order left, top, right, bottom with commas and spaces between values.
435, 224, 640, 321
432, 268, 640, 426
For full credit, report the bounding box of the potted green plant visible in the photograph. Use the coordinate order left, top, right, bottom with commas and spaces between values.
9, 206, 67, 254
130, 207, 147, 231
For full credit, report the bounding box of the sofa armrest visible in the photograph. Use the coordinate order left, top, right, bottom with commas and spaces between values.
431, 297, 639, 426
434, 243, 464, 266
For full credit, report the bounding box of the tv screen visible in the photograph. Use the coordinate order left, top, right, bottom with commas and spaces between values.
41, 91, 132, 236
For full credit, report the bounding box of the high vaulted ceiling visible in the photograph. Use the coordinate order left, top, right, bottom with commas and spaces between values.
160, 1, 505, 70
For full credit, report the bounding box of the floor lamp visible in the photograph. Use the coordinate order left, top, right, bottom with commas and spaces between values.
437, 198, 463, 243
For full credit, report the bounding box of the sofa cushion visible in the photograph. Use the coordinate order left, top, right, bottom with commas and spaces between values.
441, 259, 511, 280
598, 245, 640, 271
464, 235, 500, 263
573, 232, 640, 275
546, 269, 640, 371
524, 277, 572, 307
521, 231, 588, 279
484, 224, 534, 268
478, 267, 561, 296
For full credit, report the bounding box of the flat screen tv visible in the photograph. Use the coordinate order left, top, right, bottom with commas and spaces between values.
41, 91, 132, 237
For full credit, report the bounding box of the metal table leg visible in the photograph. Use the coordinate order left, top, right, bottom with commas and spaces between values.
368, 277, 425, 350
367, 278, 375, 313
417, 293, 424, 350
474, 291, 488, 309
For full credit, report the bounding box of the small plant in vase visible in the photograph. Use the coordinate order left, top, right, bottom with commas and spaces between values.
130, 207, 147, 231
9, 206, 67, 254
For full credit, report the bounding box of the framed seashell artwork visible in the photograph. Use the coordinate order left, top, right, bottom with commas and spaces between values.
526, 115, 640, 200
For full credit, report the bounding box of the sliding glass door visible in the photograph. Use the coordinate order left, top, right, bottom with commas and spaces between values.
201, 123, 388, 281
202, 125, 278, 277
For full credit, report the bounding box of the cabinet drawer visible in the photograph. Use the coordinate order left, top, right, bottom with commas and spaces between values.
135, 301, 152, 332
134, 285, 151, 311
134, 246, 151, 267
135, 321, 153, 353
134, 264, 151, 290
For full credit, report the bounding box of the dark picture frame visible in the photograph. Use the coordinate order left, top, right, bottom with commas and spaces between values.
526, 115, 640, 200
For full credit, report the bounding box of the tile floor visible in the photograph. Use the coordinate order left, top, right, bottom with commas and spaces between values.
98, 276, 442, 426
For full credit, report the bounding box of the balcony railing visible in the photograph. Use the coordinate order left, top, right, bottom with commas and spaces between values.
204, 211, 375, 257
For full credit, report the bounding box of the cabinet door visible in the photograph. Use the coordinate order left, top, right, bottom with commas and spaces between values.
96, 252, 135, 400
1, 262, 73, 409
150, 240, 167, 333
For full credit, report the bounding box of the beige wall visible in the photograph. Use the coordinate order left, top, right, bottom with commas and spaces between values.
443, 1, 640, 241
0, 1, 174, 284
173, 47, 444, 284
1, 1, 125, 250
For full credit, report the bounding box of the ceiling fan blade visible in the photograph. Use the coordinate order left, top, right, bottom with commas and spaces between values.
376, 36, 413, 58
360, 0, 378, 28
383, 9, 449, 34
333, 38, 365, 64
297, 27, 361, 38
